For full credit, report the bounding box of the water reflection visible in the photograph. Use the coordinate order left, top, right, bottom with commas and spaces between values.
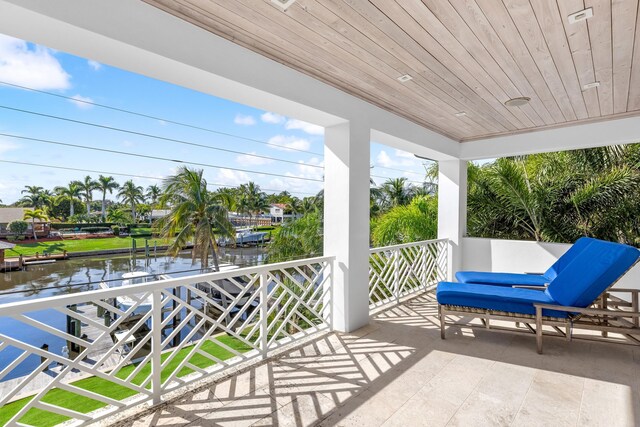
0, 247, 267, 303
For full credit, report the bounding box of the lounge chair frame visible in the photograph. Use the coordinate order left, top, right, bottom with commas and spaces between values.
439, 286, 640, 354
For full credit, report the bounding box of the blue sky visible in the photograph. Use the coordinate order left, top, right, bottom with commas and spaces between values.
0, 34, 429, 204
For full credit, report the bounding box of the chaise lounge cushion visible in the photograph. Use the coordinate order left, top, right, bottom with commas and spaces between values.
455, 237, 594, 286
454, 271, 549, 287
438, 238, 639, 318
545, 239, 639, 307
436, 282, 567, 317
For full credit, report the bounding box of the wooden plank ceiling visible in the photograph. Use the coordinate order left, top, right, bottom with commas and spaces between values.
144, 0, 640, 142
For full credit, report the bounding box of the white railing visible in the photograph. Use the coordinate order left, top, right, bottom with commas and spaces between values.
369, 239, 448, 310
0, 256, 333, 426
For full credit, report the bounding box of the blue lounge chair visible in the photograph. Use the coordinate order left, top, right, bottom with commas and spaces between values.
437, 238, 640, 353
455, 237, 594, 287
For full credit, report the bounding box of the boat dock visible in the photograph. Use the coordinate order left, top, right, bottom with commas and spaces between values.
1, 252, 69, 272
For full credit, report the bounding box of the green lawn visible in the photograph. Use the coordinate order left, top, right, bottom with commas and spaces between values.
0, 335, 252, 427
7, 237, 172, 257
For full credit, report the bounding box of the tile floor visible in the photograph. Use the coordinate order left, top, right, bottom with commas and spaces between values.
119, 293, 640, 426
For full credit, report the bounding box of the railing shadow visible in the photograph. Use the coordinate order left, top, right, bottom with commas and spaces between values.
116, 292, 640, 426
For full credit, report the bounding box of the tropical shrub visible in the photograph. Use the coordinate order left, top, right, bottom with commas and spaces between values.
371, 196, 438, 246
268, 212, 323, 263
467, 144, 640, 245
8, 220, 28, 235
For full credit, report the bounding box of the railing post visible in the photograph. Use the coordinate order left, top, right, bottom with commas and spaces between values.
259, 272, 269, 358
393, 248, 400, 304
421, 243, 428, 290
151, 289, 162, 405
324, 259, 334, 330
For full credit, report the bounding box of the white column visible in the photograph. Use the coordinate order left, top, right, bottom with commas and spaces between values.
324, 121, 371, 332
437, 159, 468, 280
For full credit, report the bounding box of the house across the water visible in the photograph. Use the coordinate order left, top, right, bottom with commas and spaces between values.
0, 207, 50, 239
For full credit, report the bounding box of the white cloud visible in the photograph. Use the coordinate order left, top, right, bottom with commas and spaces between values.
87, 60, 102, 71
267, 135, 311, 152
375, 149, 422, 169
395, 149, 416, 159
234, 114, 256, 126
0, 139, 19, 158
267, 157, 324, 194
235, 152, 273, 166
261, 112, 285, 124
0, 34, 70, 90
69, 94, 94, 109
214, 168, 252, 186
284, 119, 324, 135
376, 150, 394, 167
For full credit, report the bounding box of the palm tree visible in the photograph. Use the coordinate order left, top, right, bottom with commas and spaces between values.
467, 145, 640, 243
20, 186, 47, 210
78, 175, 99, 217
214, 187, 238, 222
97, 175, 120, 221
118, 180, 145, 222
371, 196, 437, 246
238, 182, 269, 227
106, 207, 130, 225
54, 182, 82, 218
158, 167, 234, 270
146, 184, 162, 206
23, 209, 48, 240
379, 177, 415, 209
268, 212, 323, 263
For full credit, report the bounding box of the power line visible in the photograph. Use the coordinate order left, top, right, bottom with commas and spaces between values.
0, 159, 319, 195
0, 105, 322, 168
0, 133, 322, 183
0, 80, 324, 156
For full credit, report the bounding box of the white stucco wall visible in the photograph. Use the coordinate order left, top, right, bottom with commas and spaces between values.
461, 237, 640, 290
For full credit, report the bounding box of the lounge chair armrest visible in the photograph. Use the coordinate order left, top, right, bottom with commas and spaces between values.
533, 303, 640, 317
605, 288, 640, 294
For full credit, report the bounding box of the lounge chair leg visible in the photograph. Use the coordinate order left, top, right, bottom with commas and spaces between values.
535, 306, 543, 354
439, 305, 445, 339
601, 295, 609, 338
565, 322, 571, 342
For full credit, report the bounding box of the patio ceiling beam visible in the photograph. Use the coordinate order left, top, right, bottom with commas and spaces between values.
460, 115, 640, 160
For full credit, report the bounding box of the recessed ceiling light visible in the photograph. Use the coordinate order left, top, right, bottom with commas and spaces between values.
504, 97, 531, 107
568, 8, 593, 24
455, 112, 467, 117
582, 81, 600, 90
271, 0, 297, 10
397, 74, 413, 83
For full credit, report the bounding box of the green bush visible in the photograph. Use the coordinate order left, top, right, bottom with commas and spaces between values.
8, 220, 28, 235
111, 225, 120, 236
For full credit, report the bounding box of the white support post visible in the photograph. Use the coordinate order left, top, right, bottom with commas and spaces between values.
324, 121, 371, 333
437, 160, 468, 280
151, 290, 162, 405
259, 272, 269, 358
